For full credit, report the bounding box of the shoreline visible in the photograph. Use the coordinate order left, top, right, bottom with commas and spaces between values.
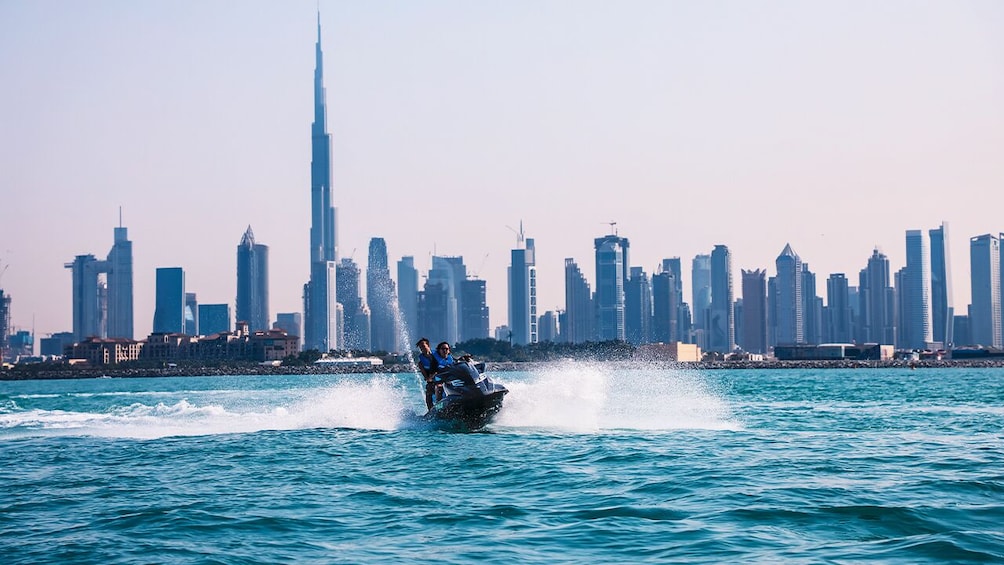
3, 358, 1004, 381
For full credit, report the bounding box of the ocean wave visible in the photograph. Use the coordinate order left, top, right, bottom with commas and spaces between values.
852, 533, 1004, 562
0, 399, 21, 413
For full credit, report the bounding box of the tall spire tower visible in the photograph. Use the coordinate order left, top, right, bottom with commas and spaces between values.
303, 11, 339, 351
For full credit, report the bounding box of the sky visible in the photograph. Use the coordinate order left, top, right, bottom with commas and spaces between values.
1, 0, 1002, 341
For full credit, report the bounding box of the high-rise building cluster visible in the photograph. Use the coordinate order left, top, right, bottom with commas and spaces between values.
411, 256, 489, 347
16, 16, 1002, 364
550, 222, 1002, 354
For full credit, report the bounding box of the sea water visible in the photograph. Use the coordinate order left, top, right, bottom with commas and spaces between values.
1, 365, 1002, 564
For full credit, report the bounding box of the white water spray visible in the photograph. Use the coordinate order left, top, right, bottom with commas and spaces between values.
494, 361, 740, 432
1, 364, 738, 439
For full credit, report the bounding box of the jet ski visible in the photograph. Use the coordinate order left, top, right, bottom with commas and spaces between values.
424, 361, 508, 431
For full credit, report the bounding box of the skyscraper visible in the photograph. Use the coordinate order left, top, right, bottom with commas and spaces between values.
236, 225, 270, 332
274, 312, 303, 343
39, 332, 73, 357
929, 222, 954, 347
8, 331, 32, 358
825, 274, 853, 343
661, 258, 686, 342
900, 229, 932, 349
692, 254, 711, 334
106, 218, 133, 339
337, 258, 365, 349
767, 276, 777, 347
153, 267, 185, 334
65, 221, 134, 342
303, 14, 339, 352
367, 238, 398, 352
0, 289, 10, 360
651, 267, 678, 344
461, 279, 489, 340
397, 256, 419, 346
594, 233, 629, 341
508, 230, 537, 346
954, 313, 972, 347
625, 266, 652, 345
428, 256, 467, 344
741, 269, 767, 354
733, 298, 744, 350
66, 254, 107, 342
848, 285, 861, 341
775, 244, 803, 345
858, 249, 896, 345
538, 311, 558, 342
199, 304, 231, 336
708, 245, 734, 353
352, 303, 372, 352
802, 264, 823, 345
564, 258, 594, 344
969, 234, 1002, 348
184, 292, 198, 336
418, 280, 449, 344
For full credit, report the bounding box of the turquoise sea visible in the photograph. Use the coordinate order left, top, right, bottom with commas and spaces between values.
2, 365, 1002, 564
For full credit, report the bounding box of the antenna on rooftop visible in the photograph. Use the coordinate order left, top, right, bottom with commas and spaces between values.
603, 221, 618, 236
505, 221, 526, 246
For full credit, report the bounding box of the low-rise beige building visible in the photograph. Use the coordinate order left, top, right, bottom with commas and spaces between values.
634, 342, 702, 363
70, 337, 143, 365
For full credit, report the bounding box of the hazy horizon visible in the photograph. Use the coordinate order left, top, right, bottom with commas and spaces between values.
2, 1, 1002, 341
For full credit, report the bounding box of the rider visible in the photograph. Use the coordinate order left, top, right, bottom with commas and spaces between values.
433, 342, 456, 368
416, 338, 439, 410
419, 341, 471, 410
431, 342, 459, 404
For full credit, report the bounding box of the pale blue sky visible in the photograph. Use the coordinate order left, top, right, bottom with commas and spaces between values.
1, 1, 1002, 339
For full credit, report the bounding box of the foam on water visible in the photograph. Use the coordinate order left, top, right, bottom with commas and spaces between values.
494, 361, 741, 432
1, 401, 277, 440
0, 376, 414, 439
282, 376, 411, 431
0, 364, 739, 439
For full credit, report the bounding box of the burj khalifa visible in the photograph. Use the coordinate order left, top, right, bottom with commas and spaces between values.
303, 13, 338, 352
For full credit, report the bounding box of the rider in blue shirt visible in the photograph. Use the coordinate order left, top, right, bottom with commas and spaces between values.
433, 342, 456, 368
416, 338, 439, 410
431, 342, 458, 404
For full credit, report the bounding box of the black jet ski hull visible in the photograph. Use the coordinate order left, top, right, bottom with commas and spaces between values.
421, 361, 508, 431
425, 390, 507, 431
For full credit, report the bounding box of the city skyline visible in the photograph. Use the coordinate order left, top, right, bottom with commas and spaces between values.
2, 2, 1003, 339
